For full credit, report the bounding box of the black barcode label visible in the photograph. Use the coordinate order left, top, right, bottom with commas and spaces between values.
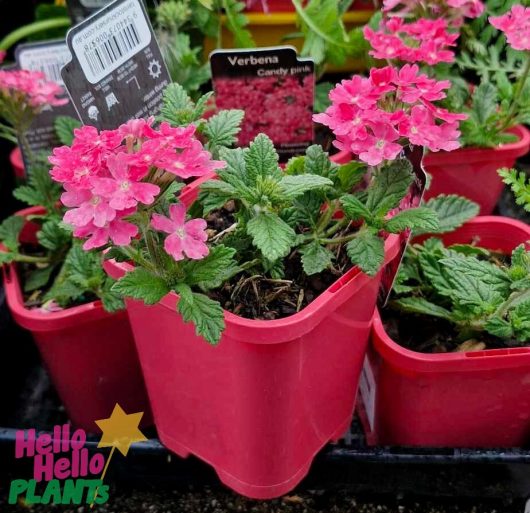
16, 42, 72, 85
71, 0, 151, 84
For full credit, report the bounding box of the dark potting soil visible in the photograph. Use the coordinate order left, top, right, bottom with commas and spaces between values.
205, 205, 355, 321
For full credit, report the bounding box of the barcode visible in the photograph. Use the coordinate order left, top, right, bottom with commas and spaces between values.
84, 20, 141, 77
35, 60, 64, 84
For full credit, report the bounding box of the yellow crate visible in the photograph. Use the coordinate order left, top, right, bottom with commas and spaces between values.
204, 11, 373, 73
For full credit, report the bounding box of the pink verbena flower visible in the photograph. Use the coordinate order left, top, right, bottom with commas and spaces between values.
74, 217, 139, 250
61, 184, 116, 228
382, 0, 484, 24
364, 17, 458, 66
490, 4, 530, 51
0, 69, 67, 108
314, 64, 466, 166
151, 203, 209, 261
92, 153, 160, 210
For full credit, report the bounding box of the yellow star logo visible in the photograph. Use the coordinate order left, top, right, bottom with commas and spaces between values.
95, 404, 147, 457
90, 404, 148, 508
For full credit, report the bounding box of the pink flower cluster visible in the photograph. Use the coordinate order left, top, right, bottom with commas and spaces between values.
382, 0, 484, 23
490, 4, 530, 51
314, 65, 467, 166
364, 18, 458, 65
0, 69, 67, 108
50, 118, 222, 259
214, 75, 313, 146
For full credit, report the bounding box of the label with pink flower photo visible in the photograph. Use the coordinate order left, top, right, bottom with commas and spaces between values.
210, 46, 315, 161
15, 40, 80, 169
61, 0, 170, 130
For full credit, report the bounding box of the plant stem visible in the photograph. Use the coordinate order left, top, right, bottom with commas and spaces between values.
500, 52, 530, 132
319, 232, 359, 245
0, 18, 71, 51
14, 254, 50, 264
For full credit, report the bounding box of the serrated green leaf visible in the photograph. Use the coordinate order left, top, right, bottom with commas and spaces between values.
392, 297, 453, 320
175, 285, 225, 345
278, 174, 333, 199
204, 110, 244, 154
182, 245, 237, 289
0, 215, 24, 252
54, 116, 82, 146
24, 265, 55, 292
440, 255, 511, 295
386, 207, 439, 234
247, 213, 296, 261
13, 185, 43, 207
346, 228, 384, 276
336, 162, 366, 192
244, 134, 279, 185
485, 317, 514, 338
112, 268, 170, 305
37, 220, 70, 252
419, 195, 479, 235
366, 159, 414, 216
300, 241, 334, 275
159, 82, 196, 126
303, 145, 333, 177
340, 194, 372, 221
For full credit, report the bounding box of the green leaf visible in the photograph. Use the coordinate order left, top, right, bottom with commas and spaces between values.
336, 162, 366, 192
278, 174, 333, 199
175, 284, 225, 345
314, 81, 333, 113
420, 195, 479, 234
471, 81, 498, 125
182, 245, 238, 289
159, 82, 199, 126
0, 215, 24, 252
37, 220, 70, 252
366, 159, 414, 216
24, 265, 54, 293
244, 134, 279, 185
112, 268, 170, 305
54, 116, 82, 146
221, 0, 255, 48
303, 145, 333, 177
485, 317, 514, 339
13, 185, 43, 207
392, 297, 453, 320
346, 228, 384, 276
440, 255, 511, 295
340, 194, 372, 221
385, 207, 439, 234
300, 241, 334, 275
204, 110, 244, 153
198, 180, 237, 214
100, 280, 125, 313
13, 159, 61, 210
247, 213, 296, 261
499, 167, 530, 212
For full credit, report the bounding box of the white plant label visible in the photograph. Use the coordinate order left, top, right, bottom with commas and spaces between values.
358, 356, 376, 432
15, 41, 80, 169
70, 0, 151, 84
61, 0, 170, 130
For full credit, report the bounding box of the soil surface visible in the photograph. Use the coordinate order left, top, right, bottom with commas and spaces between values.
0, 485, 519, 513
205, 206, 354, 320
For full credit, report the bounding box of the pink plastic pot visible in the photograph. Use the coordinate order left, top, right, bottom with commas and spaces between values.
10, 147, 25, 181
423, 125, 530, 215
358, 216, 530, 448
105, 181, 400, 499
2, 207, 151, 432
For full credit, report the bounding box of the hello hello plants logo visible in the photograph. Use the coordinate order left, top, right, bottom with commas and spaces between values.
8, 404, 147, 507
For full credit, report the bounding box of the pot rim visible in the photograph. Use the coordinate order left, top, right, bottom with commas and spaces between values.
2, 206, 117, 332
423, 125, 530, 164
372, 216, 530, 372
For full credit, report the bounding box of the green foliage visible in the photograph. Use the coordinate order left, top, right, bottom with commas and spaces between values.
0, 215, 24, 252
415, 195, 480, 236
499, 167, 530, 212
159, 82, 243, 159
54, 116, 82, 146
293, 0, 370, 75
221, 0, 255, 48
198, 135, 441, 278
47, 244, 123, 312
391, 237, 530, 346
